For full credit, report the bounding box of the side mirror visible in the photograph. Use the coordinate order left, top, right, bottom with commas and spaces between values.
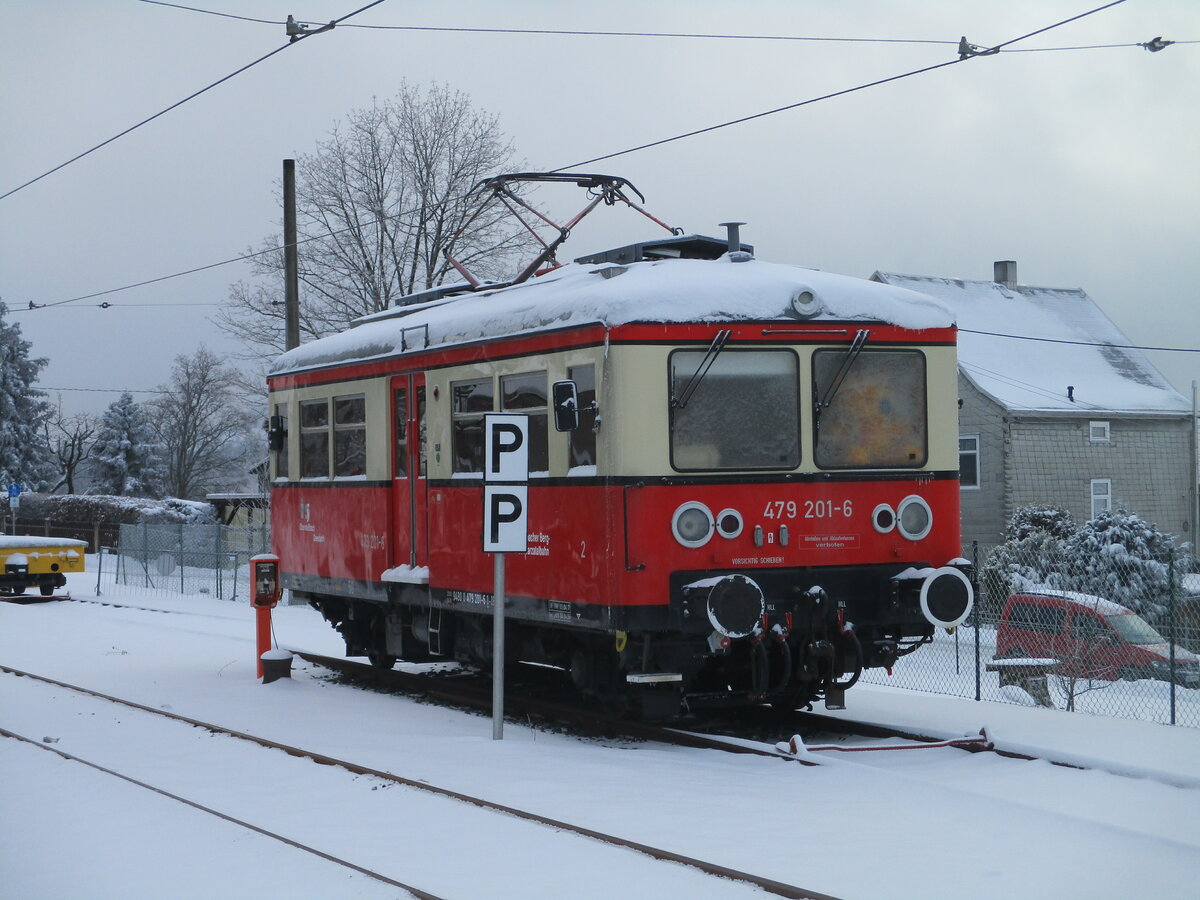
552, 380, 580, 432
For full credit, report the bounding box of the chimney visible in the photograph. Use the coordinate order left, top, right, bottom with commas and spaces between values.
994, 260, 1017, 288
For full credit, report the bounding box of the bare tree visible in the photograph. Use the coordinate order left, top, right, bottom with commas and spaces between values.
149, 347, 257, 500
218, 81, 533, 359
46, 411, 97, 493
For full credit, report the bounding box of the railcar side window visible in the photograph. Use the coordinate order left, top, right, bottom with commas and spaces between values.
669, 350, 799, 470
501, 371, 548, 474
452, 378, 493, 473
417, 387, 427, 476
568, 364, 597, 470
274, 403, 289, 479
333, 395, 366, 477
299, 399, 329, 478
394, 387, 408, 477
813, 349, 927, 469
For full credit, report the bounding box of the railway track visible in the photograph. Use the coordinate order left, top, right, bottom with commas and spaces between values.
0, 722, 443, 899
289, 649, 1003, 766
0, 664, 840, 900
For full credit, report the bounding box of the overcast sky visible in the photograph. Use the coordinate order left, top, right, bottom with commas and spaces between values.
2, 0, 1197, 418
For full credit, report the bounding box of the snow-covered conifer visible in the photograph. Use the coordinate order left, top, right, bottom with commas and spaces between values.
91, 393, 166, 497
0, 300, 54, 489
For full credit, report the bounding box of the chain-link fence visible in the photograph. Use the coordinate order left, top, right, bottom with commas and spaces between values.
94, 523, 272, 603
863, 542, 1200, 727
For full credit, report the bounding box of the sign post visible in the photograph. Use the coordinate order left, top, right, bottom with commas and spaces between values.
7, 483, 19, 535
483, 414, 529, 740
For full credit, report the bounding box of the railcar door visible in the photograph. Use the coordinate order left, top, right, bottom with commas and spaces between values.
391, 374, 429, 573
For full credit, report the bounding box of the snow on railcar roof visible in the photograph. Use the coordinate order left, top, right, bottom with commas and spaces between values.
269, 254, 955, 375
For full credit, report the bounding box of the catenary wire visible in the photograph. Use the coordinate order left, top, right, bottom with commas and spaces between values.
18, 0, 1149, 321
0, 0, 388, 203
140, 0, 1195, 52
557, 0, 1130, 170
138, 0, 279, 25
37, 387, 170, 395
958, 328, 1200, 353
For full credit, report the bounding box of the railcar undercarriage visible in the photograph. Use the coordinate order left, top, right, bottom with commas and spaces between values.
299, 557, 969, 718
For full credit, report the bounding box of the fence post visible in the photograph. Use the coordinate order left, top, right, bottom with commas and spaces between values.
95, 546, 103, 596
215, 525, 224, 600
230, 551, 239, 603
1168, 550, 1177, 726
972, 541, 982, 702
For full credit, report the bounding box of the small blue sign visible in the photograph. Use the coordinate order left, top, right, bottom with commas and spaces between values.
7, 483, 20, 498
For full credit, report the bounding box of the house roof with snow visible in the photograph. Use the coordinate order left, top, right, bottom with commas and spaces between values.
871, 267, 1189, 415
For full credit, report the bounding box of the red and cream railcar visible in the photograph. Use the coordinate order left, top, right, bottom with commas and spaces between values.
267, 233, 973, 714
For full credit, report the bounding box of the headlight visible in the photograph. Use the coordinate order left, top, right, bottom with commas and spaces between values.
672, 501, 714, 548
897, 495, 933, 541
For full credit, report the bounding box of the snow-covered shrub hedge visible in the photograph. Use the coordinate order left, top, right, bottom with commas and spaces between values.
16, 493, 216, 526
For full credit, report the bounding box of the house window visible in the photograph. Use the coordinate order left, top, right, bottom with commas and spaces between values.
959, 434, 980, 489
1091, 479, 1112, 519
1089, 421, 1110, 443
501, 371, 548, 475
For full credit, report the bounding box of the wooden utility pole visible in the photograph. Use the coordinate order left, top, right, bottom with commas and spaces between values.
283, 159, 300, 350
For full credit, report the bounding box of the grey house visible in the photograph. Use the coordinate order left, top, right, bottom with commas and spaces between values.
872, 263, 1194, 553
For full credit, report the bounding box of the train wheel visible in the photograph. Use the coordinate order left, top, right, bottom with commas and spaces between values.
40, 583, 55, 597
367, 649, 397, 670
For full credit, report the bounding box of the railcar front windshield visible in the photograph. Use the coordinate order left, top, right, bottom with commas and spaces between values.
669, 349, 800, 470
812, 349, 927, 468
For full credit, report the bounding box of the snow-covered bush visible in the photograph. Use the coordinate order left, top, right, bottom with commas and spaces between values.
1061, 509, 1183, 620
982, 505, 1192, 621
1006, 505, 1076, 541
16, 493, 216, 526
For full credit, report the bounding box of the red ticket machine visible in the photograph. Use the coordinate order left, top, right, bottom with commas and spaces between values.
250, 554, 281, 678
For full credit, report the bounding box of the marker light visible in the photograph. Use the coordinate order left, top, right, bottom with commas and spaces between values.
715, 508, 744, 539
872, 503, 896, 534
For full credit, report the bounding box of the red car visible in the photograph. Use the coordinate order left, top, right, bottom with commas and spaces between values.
996, 590, 1199, 686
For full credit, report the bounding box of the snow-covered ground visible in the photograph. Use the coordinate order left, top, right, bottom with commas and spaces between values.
2, 566, 1199, 899
861, 621, 1200, 728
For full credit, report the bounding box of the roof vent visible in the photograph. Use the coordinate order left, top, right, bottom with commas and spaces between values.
993, 260, 1017, 288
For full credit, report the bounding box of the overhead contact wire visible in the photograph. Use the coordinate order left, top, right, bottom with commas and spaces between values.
0, 0, 389, 202
19, 1, 1140, 315
558, 0, 1130, 170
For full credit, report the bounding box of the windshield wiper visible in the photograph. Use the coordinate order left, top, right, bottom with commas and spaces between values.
815, 329, 870, 431
672, 329, 732, 409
